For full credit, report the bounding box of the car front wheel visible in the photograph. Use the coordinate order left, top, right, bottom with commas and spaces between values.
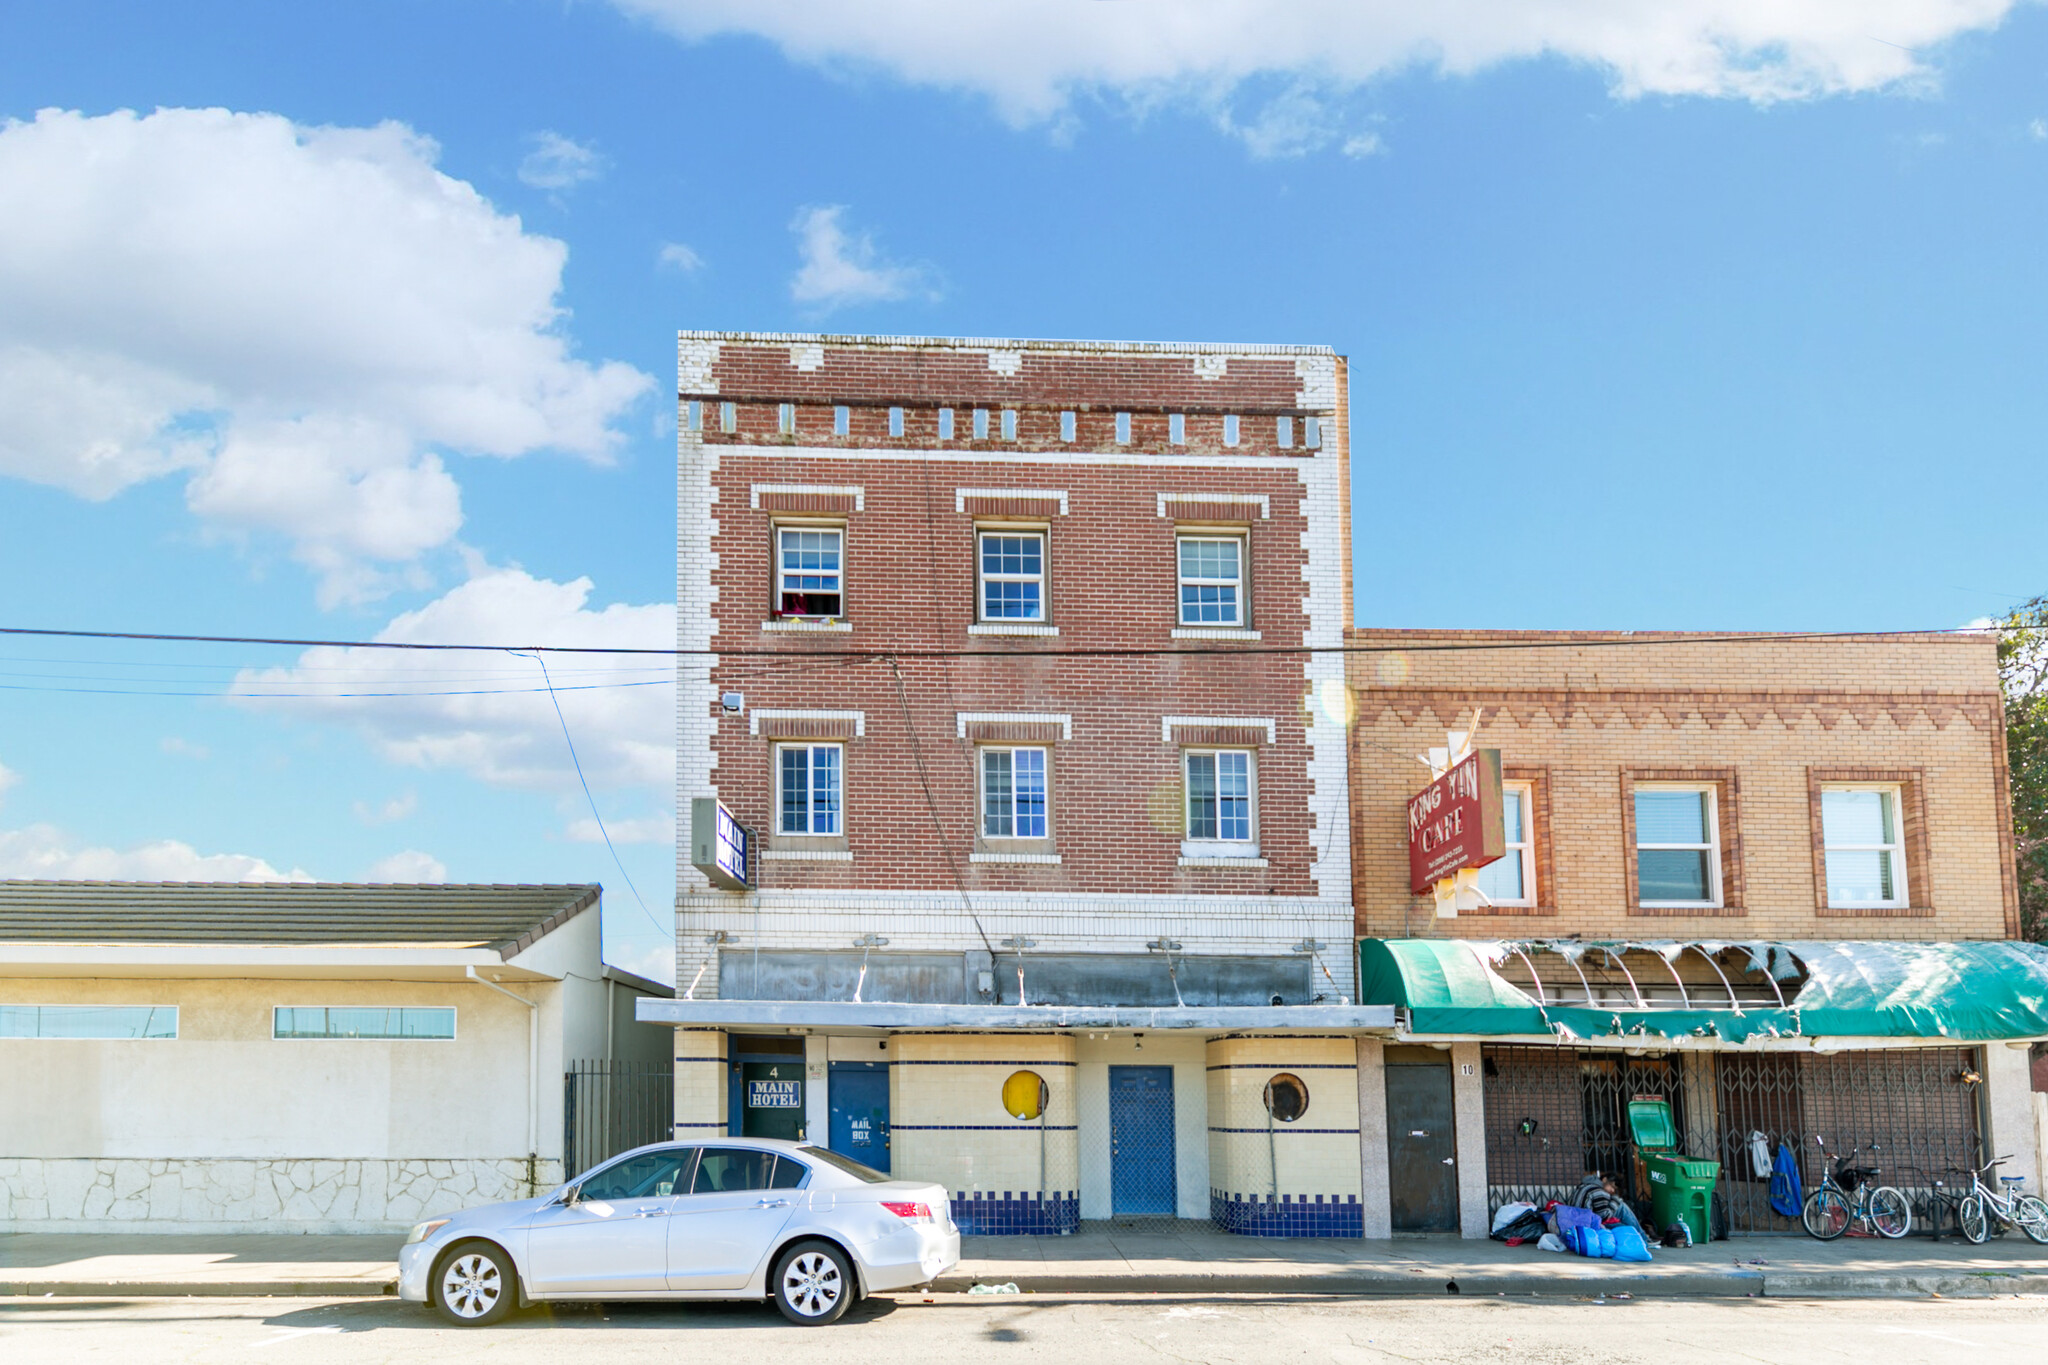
772, 1240, 854, 1325
432, 1240, 517, 1326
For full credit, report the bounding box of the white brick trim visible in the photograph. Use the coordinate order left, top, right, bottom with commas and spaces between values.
955, 487, 1068, 515
955, 712, 1073, 740
1157, 492, 1269, 519
751, 483, 864, 511
1161, 715, 1278, 744
761, 849, 854, 862
1178, 857, 1272, 869
967, 622, 1060, 637
760, 619, 853, 633
969, 852, 1064, 865
1171, 627, 1262, 641
728, 445, 1320, 471
751, 709, 866, 738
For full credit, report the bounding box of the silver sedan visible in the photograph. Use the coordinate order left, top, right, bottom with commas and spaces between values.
397, 1138, 959, 1326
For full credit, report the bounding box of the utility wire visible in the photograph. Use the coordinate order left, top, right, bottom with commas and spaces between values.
511, 649, 671, 945
886, 655, 998, 962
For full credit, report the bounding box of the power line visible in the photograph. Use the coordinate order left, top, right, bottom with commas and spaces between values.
0, 622, 2008, 660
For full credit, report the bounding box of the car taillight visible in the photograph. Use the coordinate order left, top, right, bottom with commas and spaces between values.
882, 1201, 933, 1224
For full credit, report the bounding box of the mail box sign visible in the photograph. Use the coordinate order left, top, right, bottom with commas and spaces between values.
1407, 748, 1507, 893
748, 1079, 802, 1109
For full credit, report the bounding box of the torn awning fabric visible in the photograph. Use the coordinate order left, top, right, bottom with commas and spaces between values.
1356, 938, 2048, 1042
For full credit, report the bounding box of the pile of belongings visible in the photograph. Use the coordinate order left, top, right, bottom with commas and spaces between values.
1490, 1196, 1653, 1262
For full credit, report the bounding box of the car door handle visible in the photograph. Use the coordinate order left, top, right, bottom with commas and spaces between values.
634, 1208, 670, 1218
755, 1198, 790, 1209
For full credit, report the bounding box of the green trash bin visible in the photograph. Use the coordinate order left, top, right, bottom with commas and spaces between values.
1627, 1096, 1719, 1245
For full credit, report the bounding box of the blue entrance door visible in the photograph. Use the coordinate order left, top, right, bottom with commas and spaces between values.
829, 1062, 890, 1173
1109, 1065, 1175, 1216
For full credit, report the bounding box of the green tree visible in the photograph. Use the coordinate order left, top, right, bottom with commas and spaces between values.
1999, 596, 2048, 941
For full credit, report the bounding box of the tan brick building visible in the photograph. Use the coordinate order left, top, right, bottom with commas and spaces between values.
1345, 629, 2046, 1241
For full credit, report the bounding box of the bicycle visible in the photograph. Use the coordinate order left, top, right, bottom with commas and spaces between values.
1800, 1135, 1911, 1240
1952, 1156, 2048, 1244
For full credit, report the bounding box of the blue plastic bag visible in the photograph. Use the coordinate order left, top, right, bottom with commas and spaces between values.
1768, 1142, 1803, 1219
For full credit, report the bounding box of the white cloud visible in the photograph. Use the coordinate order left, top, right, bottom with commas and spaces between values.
159, 736, 210, 760
0, 108, 652, 603
658, 241, 706, 273
353, 791, 419, 825
0, 823, 310, 881
2030, 118, 2047, 140
566, 813, 675, 845
232, 563, 675, 793
364, 849, 448, 883
518, 131, 607, 191
615, 1, 2015, 135
789, 205, 936, 311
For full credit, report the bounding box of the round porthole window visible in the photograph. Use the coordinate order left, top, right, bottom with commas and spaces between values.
1002, 1070, 1048, 1121
1263, 1072, 1309, 1123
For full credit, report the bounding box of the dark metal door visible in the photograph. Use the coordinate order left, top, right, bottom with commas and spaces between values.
1110, 1065, 1176, 1215
740, 1061, 804, 1141
1386, 1054, 1458, 1231
829, 1062, 890, 1172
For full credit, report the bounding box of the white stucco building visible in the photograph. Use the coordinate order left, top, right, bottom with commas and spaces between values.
0, 881, 668, 1233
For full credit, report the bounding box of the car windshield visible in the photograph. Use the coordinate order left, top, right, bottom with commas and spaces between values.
798, 1146, 891, 1183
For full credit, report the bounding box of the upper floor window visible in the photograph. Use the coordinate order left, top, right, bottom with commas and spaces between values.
1304, 416, 1322, 449
1635, 786, 1720, 907
719, 401, 736, 433
1115, 412, 1132, 444
1277, 416, 1295, 448
973, 407, 989, 439
981, 747, 1049, 839
1169, 413, 1185, 445
1001, 409, 1018, 440
1186, 750, 1254, 844
0, 1004, 178, 1039
939, 407, 955, 440
777, 402, 796, 435
1223, 414, 1240, 446
776, 526, 842, 618
274, 1007, 455, 1040
1822, 786, 1907, 908
978, 530, 1045, 622
777, 743, 842, 836
1474, 780, 1535, 908
1060, 411, 1077, 442
1177, 534, 1244, 626
889, 406, 905, 436
833, 405, 850, 436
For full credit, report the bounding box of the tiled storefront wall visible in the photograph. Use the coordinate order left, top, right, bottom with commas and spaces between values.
1205, 1034, 1364, 1236
1344, 631, 2018, 941
889, 1032, 1079, 1234
671, 1028, 727, 1138
676, 333, 1355, 992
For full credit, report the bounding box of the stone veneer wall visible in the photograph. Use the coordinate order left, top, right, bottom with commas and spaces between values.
1206, 1034, 1363, 1236
0, 1156, 554, 1234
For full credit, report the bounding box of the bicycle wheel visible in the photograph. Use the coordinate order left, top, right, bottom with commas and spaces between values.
1803, 1187, 1851, 1240
2015, 1194, 2048, 1245
1958, 1194, 1990, 1244
1868, 1186, 1912, 1239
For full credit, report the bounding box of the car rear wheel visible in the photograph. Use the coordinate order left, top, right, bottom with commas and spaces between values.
772, 1240, 853, 1325
432, 1240, 516, 1326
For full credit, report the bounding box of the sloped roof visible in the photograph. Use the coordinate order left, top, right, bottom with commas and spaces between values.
0, 881, 600, 956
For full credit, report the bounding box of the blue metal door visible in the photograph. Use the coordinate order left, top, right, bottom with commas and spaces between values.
1109, 1065, 1175, 1216
829, 1062, 891, 1173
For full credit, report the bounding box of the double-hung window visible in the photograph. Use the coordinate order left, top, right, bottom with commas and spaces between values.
978, 530, 1046, 622
1185, 750, 1254, 849
980, 747, 1048, 839
1474, 781, 1536, 908
1821, 786, 1907, 908
776, 526, 843, 618
1634, 786, 1720, 907
1177, 535, 1244, 627
777, 744, 842, 836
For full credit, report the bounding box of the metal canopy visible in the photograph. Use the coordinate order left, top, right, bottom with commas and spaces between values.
1357, 937, 2048, 1042
638, 998, 1397, 1032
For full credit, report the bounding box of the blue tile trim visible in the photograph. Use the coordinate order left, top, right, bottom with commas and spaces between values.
951, 1189, 1079, 1235
1206, 1126, 1361, 1134
890, 1059, 1079, 1067
1209, 1189, 1363, 1238
1204, 1063, 1357, 1071
893, 1124, 1079, 1131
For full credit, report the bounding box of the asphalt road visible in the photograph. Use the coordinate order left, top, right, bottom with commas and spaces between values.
4, 1292, 2046, 1363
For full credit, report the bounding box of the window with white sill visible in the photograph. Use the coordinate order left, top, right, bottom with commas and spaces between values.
775, 526, 843, 619
1473, 781, 1536, 908
1821, 785, 1908, 909
1183, 749, 1257, 859
1634, 785, 1720, 907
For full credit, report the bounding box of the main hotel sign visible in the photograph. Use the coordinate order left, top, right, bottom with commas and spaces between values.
1407, 748, 1507, 893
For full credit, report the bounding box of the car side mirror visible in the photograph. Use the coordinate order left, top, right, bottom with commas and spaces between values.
561, 1184, 582, 1207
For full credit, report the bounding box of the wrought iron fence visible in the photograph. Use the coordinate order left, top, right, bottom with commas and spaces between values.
564, 1060, 674, 1180
1482, 1044, 1983, 1236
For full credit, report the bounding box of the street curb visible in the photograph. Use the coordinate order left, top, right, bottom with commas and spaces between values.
931, 1270, 1770, 1297
1, 1280, 396, 1298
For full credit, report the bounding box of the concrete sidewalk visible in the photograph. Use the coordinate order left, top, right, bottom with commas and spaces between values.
6, 1224, 2048, 1300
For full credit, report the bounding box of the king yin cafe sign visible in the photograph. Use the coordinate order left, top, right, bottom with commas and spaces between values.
1407, 737, 1507, 916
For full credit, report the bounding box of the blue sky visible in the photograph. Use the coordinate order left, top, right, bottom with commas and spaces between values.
2, 2, 2045, 978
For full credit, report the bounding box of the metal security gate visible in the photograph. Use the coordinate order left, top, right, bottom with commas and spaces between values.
1482, 1045, 1984, 1235
564, 1061, 674, 1179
